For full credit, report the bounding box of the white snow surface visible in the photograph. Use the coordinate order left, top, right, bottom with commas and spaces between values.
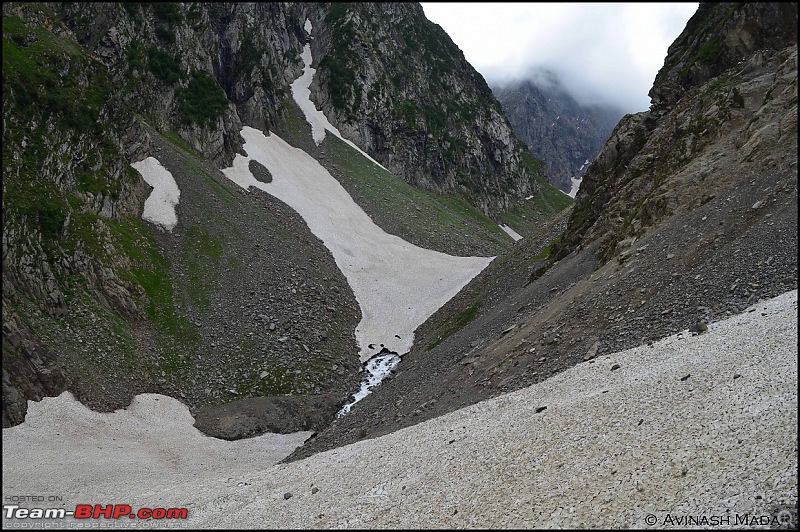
3, 290, 796, 528
222, 127, 493, 361
266, 18, 490, 360
1, 393, 311, 514
131, 156, 180, 231
499, 223, 523, 241
290, 21, 386, 171
567, 175, 583, 198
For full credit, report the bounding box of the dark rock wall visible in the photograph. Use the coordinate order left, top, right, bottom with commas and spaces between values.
493, 75, 623, 192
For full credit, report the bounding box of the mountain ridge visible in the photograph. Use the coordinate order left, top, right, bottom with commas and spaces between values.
492, 71, 624, 194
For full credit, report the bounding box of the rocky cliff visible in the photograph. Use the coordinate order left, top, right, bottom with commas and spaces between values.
305, 2, 541, 215
556, 1, 798, 263
2, 2, 559, 427
45, 2, 542, 214
492, 72, 624, 193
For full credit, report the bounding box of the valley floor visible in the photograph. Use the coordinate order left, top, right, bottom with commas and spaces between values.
3, 290, 796, 529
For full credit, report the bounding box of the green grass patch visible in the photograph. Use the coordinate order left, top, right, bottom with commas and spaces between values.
151, 2, 182, 24
163, 131, 194, 154
181, 152, 239, 205
237, 365, 305, 396
528, 235, 561, 264
428, 303, 480, 350
323, 132, 508, 249
180, 226, 223, 311
146, 47, 181, 84
497, 152, 572, 235
3, 14, 113, 133
107, 219, 200, 354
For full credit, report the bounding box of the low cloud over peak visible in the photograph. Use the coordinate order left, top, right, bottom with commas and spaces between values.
422, 3, 698, 114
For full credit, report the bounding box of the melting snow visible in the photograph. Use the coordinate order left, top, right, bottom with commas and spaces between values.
337, 352, 402, 417
1, 392, 311, 505
499, 224, 523, 241
131, 156, 180, 231
223, 18, 492, 362
4, 291, 795, 527
567, 176, 583, 198
221, 128, 493, 362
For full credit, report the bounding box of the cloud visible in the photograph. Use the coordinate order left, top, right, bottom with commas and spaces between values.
421, 2, 698, 113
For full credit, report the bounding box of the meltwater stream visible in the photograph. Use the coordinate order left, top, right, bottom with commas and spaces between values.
337, 352, 402, 417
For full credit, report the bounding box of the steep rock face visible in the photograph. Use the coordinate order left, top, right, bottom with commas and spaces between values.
493, 74, 624, 193
557, 2, 798, 263
2, 299, 66, 427
650, 2, 798, 111
1, 2, 362, 428
305, 2, 541, 215
43, 2, 544, 215
47, 2, 307, 167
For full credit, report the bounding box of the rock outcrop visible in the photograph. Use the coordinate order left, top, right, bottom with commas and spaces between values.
305, 3, 541, 215
557, 2, 798, 263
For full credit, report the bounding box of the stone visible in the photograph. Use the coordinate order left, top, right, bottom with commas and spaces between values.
689, 321, 708, 334
583, 341, 600, 361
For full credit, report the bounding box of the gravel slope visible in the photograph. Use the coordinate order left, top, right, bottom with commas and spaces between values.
3, 290, 796, 529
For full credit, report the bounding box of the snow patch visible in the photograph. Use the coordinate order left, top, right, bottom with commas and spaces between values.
567, 176, 583, 198
337, 352, 402, 417
131, 157, 180, 231
1, 392, 310, 505
222, 127, 493, 362
4, 291, 795, 528
499, 224, 523, 241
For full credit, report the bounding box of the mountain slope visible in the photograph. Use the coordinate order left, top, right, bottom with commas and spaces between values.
286, 1, 798, 462
306, 2, 542, 215
2, 2, 569, 428
3, 290, 796, 528
492, 71, 624, 194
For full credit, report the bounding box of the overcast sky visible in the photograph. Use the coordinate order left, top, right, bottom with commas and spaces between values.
420, 3, 699, 113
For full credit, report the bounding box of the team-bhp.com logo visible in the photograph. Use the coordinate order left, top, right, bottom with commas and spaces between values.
4, 504, 188, 520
